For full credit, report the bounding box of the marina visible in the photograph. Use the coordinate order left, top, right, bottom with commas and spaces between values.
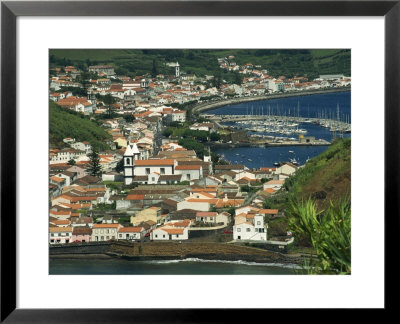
206, 92, 351, 168
211, 113, 351, 135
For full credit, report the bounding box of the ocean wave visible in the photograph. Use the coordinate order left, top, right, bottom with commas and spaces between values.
144, 258, 302, 269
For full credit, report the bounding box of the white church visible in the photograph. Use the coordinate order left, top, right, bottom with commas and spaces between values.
123, 142, 202, 185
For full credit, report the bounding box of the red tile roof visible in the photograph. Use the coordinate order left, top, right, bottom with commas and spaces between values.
93, 224, 120, 228
118, 227, 144, 233
134, 159, 175, 166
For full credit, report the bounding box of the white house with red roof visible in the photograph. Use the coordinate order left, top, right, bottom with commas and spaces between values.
49, 227, 73, 244
150, 220, 190, 241
195, 211, 230, 225
263, 179, 285, 191
235, 205, 260, 216
175, 165, 203, 182
233, 214, 267, 241
91, 223, 122, 242
117, 226, 145, 241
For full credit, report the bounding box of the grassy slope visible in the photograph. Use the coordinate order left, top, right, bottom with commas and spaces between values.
267, 138, 351, 246
285, 138, 351, 208
49, 101, 112, 150
50, 49, 350, 79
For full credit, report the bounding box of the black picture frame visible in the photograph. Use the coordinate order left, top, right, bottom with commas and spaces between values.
1, 0, 398, 322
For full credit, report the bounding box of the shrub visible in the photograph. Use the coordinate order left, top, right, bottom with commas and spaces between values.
288, 198, 351, 274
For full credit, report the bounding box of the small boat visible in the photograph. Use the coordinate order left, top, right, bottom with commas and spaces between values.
273, 162, 280, 166
248, 159, 252, 161
290, 158, 300, 166
289, 150, 295, 154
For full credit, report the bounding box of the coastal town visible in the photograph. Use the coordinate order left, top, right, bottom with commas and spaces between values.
49, 51, 351, 265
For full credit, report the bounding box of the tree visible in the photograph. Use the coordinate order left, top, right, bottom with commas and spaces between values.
213, 73, 222, 89
102, 94, 116, 105
288, 198, 351, 274
234, 72, 242, 85
162, 128, 173, 138
107, 105, 114, 118
123, 114, 135, 123
263, 199, 273, 209
115, 159, 124, 173
210, 132, 221, 142
67, 159, 76, 166
87, 150, 102, 177
227, 207, 236, 216
152, 59, 159, 77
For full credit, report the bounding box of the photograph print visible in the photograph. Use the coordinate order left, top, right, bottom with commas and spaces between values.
49, 49, 351, 275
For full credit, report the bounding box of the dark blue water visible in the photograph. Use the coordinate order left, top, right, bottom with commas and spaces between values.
49, 258, 298, 275
209, 92, 351, 168
207, 91, 351, 122
213, 145, 330, 169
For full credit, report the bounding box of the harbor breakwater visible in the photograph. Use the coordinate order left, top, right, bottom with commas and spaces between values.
192, 87, 350, 114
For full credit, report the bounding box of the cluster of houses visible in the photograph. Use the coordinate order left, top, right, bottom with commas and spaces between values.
218, 55, 351, 95
50, 57, 351, 120
49, 139, 297, 244
49, 57, 306, 247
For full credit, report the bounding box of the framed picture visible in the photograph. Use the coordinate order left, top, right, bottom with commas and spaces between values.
1, 0, 397, 321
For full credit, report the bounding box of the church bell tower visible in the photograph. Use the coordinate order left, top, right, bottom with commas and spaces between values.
123, 142, 140, 185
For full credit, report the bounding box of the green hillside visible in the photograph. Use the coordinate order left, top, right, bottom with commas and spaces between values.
266, 138, 351, 262
50, 49, 350, 80
49, 102, 112, 150
284, 138, 351, 207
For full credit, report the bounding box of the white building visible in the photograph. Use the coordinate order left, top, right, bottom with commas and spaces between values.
269, 80, 285, 92
49, 227, 73, 244
167, 110, 186, 122
150, 220, 190, 241
151, 227, 188, 240
91, 224, 121, 242
50, 148, 86, 164
123, 142, 141, 185
275, 163, 297, 176
123, 142, 180, 185
117, 227, 145, 241
177, 198, 210, 212
175, 165, 203, 182
233, 214, 267, 241
189, 123, 214, 132
71, 141, 92, 154
195, 211, 230, 226
88, 65, 115, 76
263, 180, 285, 191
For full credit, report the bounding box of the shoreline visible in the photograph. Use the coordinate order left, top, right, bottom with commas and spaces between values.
192, 87, 350, 114
49, 252, 307, 265
49, 241, 312, 265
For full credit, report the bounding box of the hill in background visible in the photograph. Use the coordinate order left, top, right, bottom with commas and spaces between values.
50, 49, 350, 80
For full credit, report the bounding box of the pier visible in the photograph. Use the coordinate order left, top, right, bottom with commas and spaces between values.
208, 140, 331, 149
208, 114, 351, 134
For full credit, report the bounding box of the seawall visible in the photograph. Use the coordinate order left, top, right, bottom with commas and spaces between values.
49, 241, 312, 265
192, 87, 350, 114
49, 242, 112, 255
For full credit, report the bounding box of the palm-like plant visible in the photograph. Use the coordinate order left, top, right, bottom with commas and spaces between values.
288, 198, 351, 274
